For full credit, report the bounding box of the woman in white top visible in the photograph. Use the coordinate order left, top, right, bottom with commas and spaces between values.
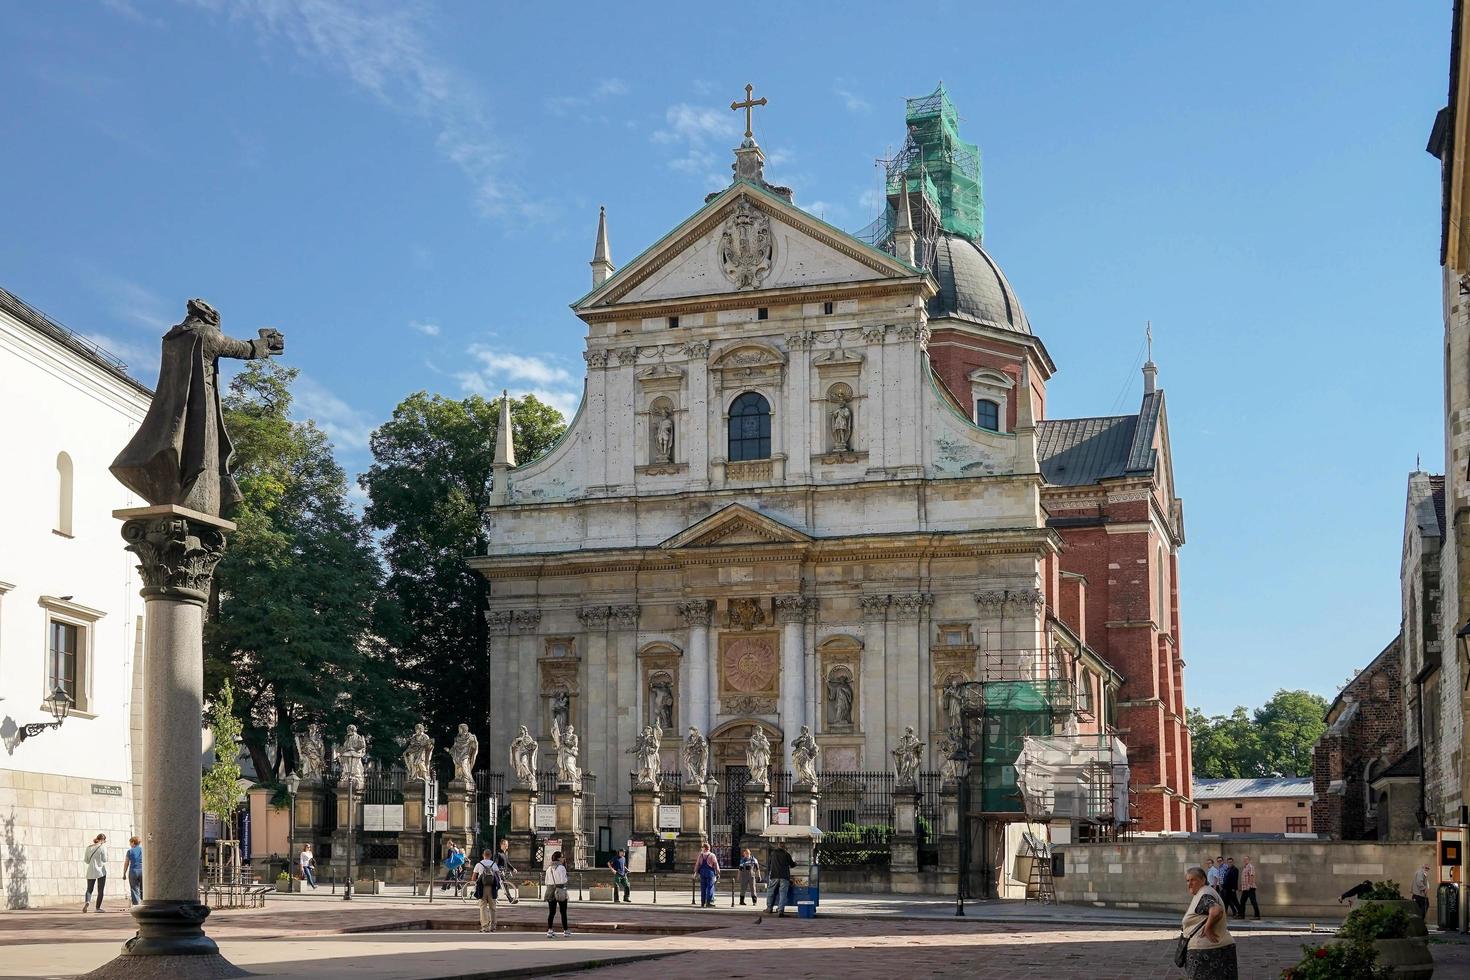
1181, 865, 1236, 979
544, 850, 570, 938
83, 834, 108, 912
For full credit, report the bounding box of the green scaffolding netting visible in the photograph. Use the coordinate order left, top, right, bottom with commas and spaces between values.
900, 85, 983, 242
977, 680, 1053, 813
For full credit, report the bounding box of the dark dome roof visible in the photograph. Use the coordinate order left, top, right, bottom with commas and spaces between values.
927, 233, 1031, 335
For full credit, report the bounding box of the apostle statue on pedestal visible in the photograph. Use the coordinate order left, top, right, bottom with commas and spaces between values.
682, 726, 709, 785
296, 723, 326, 780
450, 723, 479, 785
509, 725, 538, 791
791, 725, 820, 787
553, 720, 581, 787
629, 724, 662, 790
892, 726, 923, 786
401, 723, 434, 783
745, 727, 772, 788
337, 724, 367, 788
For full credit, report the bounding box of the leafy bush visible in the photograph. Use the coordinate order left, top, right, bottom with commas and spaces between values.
1280, 941, 1390, 980
917, 816, 934, 843
1362, 880, 1403, 901
1339, 902, 1412, 943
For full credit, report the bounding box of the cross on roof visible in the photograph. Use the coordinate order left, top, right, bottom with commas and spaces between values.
731, 83, 768, 140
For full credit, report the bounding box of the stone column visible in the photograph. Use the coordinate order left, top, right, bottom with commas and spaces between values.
507, 786, 538, 870
675, 781, 710, 868
787, 783, 820, 868
579, 605, 610, 783
679, 601, 713, 734
938, 781, 961, 873
395, 780, 427, 883
555, 785, 587, 869
785, 331, 813, 482
890, 781, 920, 874
775, 595, 810, 771
111, 505, 235, 969
862, 324, 887, 475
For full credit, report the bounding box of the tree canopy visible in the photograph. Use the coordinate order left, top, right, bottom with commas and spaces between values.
1189, 688, 1329, 779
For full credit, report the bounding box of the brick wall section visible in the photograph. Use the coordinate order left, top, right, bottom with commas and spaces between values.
1311, 638, 1406, 840
926, 329, 1044, 431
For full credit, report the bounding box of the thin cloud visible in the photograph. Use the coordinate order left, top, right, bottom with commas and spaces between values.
409, 319, 441, 337
293, 373, 376, 451
79, 331, 157, 382
833, 85, 870, 113
547, 77, 631, 116
457, 346, 582, 419
653, 102, 739, 191
195, 0, 540, 220
93, 276, 174, 332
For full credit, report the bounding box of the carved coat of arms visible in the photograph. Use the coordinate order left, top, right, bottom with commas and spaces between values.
719, 199, 774, 289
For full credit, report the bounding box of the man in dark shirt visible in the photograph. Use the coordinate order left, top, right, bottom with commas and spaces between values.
1221, 857, 1241, 917
765, 844, 794, 916
493, 838, 519, 904
607, 849, 631, 902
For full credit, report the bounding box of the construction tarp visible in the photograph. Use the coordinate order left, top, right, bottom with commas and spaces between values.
1014, 735, 1129, 824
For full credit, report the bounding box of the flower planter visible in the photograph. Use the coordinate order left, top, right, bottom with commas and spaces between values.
589, 883, 615, 902
275, 878, 294, 894
1373, 937, 1434, 979
519, 883, 542, 900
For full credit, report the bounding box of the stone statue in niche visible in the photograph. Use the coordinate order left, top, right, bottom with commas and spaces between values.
550, 689, 570, 732
111, 298, 285, 517
653, 404, 675, 464
826, 670, 854, 727
649, 675, 675, 729
829, 389, 853, 453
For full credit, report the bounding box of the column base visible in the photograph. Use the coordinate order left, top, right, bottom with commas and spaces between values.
79, 901, 247, 978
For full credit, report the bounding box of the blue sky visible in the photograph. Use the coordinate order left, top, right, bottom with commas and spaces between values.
2, 2, 1449, 717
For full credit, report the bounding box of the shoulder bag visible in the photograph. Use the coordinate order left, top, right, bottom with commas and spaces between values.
1173, 920, 1207, 968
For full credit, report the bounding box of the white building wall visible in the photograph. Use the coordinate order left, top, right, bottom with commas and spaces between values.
0, 299, 151, 907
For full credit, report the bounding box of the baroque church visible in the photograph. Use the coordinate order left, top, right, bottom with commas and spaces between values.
471, 85, 1192, 857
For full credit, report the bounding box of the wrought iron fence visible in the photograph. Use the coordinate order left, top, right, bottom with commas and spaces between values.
818, 825, 892, 867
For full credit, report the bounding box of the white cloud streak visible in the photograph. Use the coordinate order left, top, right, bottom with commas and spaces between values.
456, 346, 582, 419
293, 373, 377, 450
192, 0, 539, 219
409, 319, 441, 337
652, 102, 739, 191
833, 86, 870, 113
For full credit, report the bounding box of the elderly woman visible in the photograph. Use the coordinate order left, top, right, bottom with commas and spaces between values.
1181, 865, 1237, 979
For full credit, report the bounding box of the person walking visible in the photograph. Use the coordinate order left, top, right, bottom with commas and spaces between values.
494, 838, 519, 905
444, 841, 466, 893
1206, 857, 1222, 890
607, 849, 631, 903
471, 848, 500, 934
737, 847, 761, 906
545, 850, 570, 938
1181, 865, 1237, 979
82, 834, 108, 912
1238, 856, 1260, 920
694, 843, 720, 908
1412, 864, 1431, 920
1220, 857, 1241, 917
123, 837, 143, 906
766, 843, 793, 916
299, 843, 317, 889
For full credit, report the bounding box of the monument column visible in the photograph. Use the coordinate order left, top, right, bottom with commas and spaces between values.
774, 595, 810, 771
113, 508, 234, 965
679, 600, 713, 733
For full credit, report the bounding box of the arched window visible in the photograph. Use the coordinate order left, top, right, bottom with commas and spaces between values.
55, 452, 74, 536
974, 398, 1000, 432
728, 392, 771, 461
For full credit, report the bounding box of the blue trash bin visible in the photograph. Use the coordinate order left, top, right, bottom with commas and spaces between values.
797, 901, 816, 919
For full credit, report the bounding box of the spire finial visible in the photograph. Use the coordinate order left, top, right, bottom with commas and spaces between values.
590, 206, 614, 288
1143, 321, 1158, 395
495, 389, 517, 468
893, 173, 916, 266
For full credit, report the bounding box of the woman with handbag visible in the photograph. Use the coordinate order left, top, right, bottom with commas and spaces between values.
1178, 865, 1236, 979
544, 850, 570, 938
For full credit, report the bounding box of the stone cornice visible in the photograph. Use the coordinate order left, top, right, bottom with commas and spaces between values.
580, 279, 931, 324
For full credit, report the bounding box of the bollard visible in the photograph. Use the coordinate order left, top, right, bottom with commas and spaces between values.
731, 873, 736, 907
691, 874, 697, 906
652, 873, 658, 904
577, 872, 584, 902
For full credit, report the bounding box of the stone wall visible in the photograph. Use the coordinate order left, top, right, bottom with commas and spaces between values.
0, 770, 138, 909
1053, 839, 1435, 920
1311, 639, 1405, 840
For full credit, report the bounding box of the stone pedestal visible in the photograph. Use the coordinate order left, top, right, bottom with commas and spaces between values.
446, 779, 473, 850
290, 781, 326, 869
393, 779, 428, 882
90, 505, 246, 978
631, 785, 661, 836
507, 787, 537, 871
555, 783, 587, 869
675, 783, 710, 869
329, 779, 362, 884
890, 783, 920, 874
743, 783, 771, 838
938, 782, 960, 872
786, 784, 820, 868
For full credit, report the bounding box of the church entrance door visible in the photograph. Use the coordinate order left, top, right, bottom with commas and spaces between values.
708, 719, 783, 868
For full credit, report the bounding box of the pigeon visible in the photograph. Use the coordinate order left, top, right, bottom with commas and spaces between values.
754, 914, 763, 924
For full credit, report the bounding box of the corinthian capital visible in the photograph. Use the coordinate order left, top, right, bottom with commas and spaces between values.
485, 610, 513, 633
774, 594, 812, 624
121, 514, 229, 605
678, 599, 713, 627
611, 604, 641, 629
512, 610, 542, 632
892, 592, 933, 620
859, 594, 890, 621
578, 605, 611, 629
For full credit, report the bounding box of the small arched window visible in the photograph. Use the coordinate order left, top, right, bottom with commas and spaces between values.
974, 399, 1000, 432
55, 452, 74, 536
728, 392, 772, 461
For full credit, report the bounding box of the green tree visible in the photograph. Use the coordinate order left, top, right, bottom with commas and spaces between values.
360, 392, 565, 757
207, 362, 406, 781
1188, 688, 1330, 779
201, 679, 244, 827
1254, 689, 1329, 777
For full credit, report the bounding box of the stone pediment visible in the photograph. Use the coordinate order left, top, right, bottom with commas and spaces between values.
575, 183, 918, 313
660, 504, 812, 550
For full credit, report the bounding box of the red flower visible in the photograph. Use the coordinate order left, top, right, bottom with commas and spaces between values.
1314, 948, 1329, 958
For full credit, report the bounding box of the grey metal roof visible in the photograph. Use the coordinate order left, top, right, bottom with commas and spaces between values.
927, 233, 1031, 335
0, 285, 152, 396
1037, 414, 1139, 486
1193, 777, 1314, 800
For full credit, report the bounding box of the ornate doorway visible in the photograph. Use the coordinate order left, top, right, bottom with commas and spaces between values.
708, 719, 784, 865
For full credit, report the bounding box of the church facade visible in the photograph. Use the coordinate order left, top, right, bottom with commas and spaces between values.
472, 87, 1191, 851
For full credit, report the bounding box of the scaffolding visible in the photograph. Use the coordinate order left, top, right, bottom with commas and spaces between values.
852, 84, 985, 267
1014, 734, 1131, 842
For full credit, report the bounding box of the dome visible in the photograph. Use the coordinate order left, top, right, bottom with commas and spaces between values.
927, 233, 1031, 335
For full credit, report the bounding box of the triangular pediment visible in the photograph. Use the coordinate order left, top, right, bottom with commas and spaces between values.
574, 182, 920, 313
660, 504, 812, 550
